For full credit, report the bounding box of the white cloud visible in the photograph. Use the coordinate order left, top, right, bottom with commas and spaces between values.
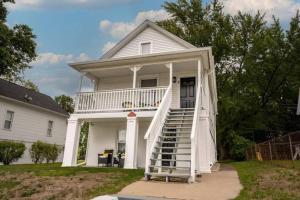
7, 0, 139, 10
222, 0, 300, 22
102, 42, 116, 54
31, 52, 91, 66
99, 9, 170, 39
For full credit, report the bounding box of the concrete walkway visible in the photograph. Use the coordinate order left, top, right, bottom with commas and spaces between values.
118, 165, 243, 200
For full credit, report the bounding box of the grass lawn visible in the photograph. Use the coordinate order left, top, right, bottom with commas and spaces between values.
232, 161, 300, 200
0, 163, 144, 200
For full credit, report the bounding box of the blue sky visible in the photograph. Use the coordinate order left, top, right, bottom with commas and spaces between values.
6, 0, 300, 97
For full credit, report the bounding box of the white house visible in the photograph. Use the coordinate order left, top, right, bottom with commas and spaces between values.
62, 20, 218, 183
0, 79, 68, 164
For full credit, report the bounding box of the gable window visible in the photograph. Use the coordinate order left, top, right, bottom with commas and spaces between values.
140, 42, 151, 54
4, 111, 14, 130
47, 120, 53, 137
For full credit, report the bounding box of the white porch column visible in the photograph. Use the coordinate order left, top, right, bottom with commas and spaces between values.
124, 112, 139, 169
165, 62, 173, 86
130, 66, 142, 88
197, 67, 212, 173
62, 117, 81, 167
78, 72, 86, 93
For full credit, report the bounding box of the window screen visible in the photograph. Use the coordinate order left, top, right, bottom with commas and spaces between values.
4, 111, 14, 130
141, 42, 151, 54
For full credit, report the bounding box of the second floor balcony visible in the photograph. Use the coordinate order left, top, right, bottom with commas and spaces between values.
75, 86, 168, 113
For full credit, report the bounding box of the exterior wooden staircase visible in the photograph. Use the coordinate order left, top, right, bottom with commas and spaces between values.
145, 108, 194, 182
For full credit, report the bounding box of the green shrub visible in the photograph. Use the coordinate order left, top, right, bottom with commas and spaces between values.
229, 134, 252, 161
0, 141, 25, 165
30, 141, 61, 164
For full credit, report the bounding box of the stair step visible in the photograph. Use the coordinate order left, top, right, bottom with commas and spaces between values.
152, 152, 191, 155
170, 108, 194, 111
159, 136, 190, 139
151, 158, 191, 162
163, 126, 192, 129
154, 146, 191, 150
162, 131, 191, 133
165, 122, 193, 125
157, 141, 191, 144
166, 119, 193, 121
149, 165, 191, 170
146, 172, 190, 178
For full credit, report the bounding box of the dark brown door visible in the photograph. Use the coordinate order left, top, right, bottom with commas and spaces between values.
180, 77, 196, 108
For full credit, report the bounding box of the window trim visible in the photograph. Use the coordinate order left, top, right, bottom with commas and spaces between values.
139, 41, 152, 55
47, 120, 54, 137
3, 110, 14, 131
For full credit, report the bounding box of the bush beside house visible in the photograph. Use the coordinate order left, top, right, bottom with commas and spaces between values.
0, 141, 26, 165
30, 141, 61, 164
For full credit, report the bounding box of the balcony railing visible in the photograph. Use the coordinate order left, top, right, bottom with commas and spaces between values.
75, 87, 168, 113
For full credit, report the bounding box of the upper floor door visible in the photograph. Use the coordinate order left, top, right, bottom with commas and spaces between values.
180, 77, 196, 108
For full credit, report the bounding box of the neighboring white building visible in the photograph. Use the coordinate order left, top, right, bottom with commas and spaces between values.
0, 79, 68, 164
62, 20, 218, 183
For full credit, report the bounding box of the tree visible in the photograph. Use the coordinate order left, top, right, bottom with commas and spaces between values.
78, 122, 89, 160
55, 95, 74, 114
22, 79, 39, 92
159, 0, 300, 159
0, 0, 37, 80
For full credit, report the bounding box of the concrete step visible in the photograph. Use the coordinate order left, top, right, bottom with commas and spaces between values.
145, 172, 190, 178
170, 108, 195, 111
166, 119, 193, 122
149, 165, 191, 170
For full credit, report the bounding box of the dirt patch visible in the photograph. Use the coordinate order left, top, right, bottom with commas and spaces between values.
0, 172, 113, 200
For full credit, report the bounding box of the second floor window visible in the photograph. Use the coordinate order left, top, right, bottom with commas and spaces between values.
47, 120, 53, 137
4, 111, 14, 130
141, 42, 151, 54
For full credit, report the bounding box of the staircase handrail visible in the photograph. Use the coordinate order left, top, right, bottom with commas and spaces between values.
144, 85, 172, 174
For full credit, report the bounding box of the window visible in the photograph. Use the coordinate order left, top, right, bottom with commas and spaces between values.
47, 120, 53, 137
140, 42, 151, 54
117, 130, 126, 154
140, 79, 157, 88
4, 111, 14, 130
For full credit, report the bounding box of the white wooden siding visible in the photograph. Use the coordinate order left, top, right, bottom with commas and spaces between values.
112, 27, 187, 58
0, 98, 67, 163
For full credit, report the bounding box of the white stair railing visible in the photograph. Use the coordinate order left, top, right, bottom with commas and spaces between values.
144, 85, 172, 174
75, 87, 167, 113
190, 82, 202, 182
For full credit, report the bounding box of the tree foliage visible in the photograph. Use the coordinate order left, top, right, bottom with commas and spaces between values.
159, 0, 300, 159
0, 140, 25, 165
55, 95, 74, 114
0, 0, 37, 80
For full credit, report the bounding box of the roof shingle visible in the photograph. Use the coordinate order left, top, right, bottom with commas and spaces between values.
0, 78, 68, 116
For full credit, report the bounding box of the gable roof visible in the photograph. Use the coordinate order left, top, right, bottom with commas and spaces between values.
0, 79, 68, 117
101, 19, 196, 59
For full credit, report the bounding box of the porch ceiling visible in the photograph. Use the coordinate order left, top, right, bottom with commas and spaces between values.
69, 48, 212, 76
78, 60, 198, 79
